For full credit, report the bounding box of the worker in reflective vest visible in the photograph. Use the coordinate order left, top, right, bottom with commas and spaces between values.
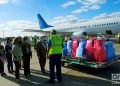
47, 29, 62, 84
118, 33, 120, 43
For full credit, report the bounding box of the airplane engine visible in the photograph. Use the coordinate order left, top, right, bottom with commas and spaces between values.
71, 31, 87, 39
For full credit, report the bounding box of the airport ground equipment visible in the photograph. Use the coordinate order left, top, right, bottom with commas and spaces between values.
61, 54, 120, 68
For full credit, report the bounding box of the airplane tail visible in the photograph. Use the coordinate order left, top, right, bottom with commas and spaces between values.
37, 14, 53, 29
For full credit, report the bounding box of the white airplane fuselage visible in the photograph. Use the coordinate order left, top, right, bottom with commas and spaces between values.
42, 17, 120, 37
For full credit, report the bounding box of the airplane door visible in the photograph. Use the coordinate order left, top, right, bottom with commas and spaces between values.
106, 30, 112, 35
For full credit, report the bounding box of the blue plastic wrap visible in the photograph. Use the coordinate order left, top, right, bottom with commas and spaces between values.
105, 41, 115, 61
76, 40, 87, 57
67, 40, 72, 56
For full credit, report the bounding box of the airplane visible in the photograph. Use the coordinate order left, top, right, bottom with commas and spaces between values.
24, 14, 120, 39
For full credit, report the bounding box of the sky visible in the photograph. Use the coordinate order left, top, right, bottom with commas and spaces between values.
0, 0, 120, 37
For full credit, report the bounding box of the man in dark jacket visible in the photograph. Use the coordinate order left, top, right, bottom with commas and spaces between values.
0, 40, 6, 76
5, 38, 14, 73
36, 36, 47, 73
21, 37, 32, 76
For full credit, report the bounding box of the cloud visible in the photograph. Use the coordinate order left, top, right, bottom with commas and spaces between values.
0, 0, 9, 4
109, 12, 120, 17
50, 14, 87, 26
50, 11, 120, 26
62, 1, 76, 8
77, 0, 106, 4
0, 20, 42, 37
71, 0, 107, 14
89, 4, 100, 10
53, 16, 64, 20
0, 0, 19, 5
50, 15, 78, 25
72, 8, 88, 14
93, 12, 120, 20
93, 13, 108, 20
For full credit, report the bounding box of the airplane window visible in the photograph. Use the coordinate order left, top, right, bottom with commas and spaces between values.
111, 23, 113, 25
109, 23, 111, 25
106, 23, 108, 25
116, 22, 118, 24
114, 22, 116, 24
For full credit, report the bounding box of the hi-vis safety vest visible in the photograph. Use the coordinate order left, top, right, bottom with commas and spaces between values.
83, 35, 89, 40
118, 33, 120, 38
85, 35, 89, 40
48, 34, 62, 56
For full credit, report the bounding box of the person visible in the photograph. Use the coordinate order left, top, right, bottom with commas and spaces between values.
82, 32, 89, 40
47, 29, 62, 84
36, 36, 47, 73
118, 33, 120, 43
21, 37, 32, 77
17, 36, 23, 69
33, 35, 38, 50
62, 36, 68, 58
67, 37, 72, 57
5, 38, 14, 73
12, 37, 23, 80
0, 40, 6, 76
97, 33, 102, 39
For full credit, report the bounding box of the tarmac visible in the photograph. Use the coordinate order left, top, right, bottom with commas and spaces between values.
0, 43, 120, 86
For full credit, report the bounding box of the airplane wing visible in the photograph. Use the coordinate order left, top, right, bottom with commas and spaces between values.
23, 29, 72, 35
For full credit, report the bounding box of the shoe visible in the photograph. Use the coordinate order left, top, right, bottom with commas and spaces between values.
57, 80, 62, 82
12, 70, 15, 72
15, 79, 20, 82
28, 74, 31, 76
47, 80, 55, 84
42, 71, 46, 74
8, 71, 13, 74
1, 73, 6, 76
24, 75, 28, 77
